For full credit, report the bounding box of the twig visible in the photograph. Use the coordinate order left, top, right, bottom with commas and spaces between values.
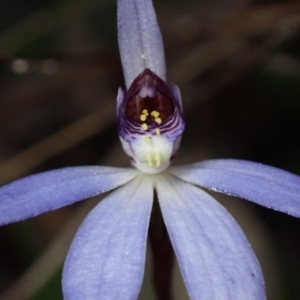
0, 102, 115, 185
0, 199, 97, 300
169, 2, 300, 85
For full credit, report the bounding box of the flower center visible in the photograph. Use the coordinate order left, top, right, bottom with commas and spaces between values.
118, 68, 185, 174
125, 69, 174, 125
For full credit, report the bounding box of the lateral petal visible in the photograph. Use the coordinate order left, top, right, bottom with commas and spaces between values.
117, 0, 166, 88
156, 175, 265, 300
0, 166, 138, 225
62, 175, 153, 300
171, 159, 300, 217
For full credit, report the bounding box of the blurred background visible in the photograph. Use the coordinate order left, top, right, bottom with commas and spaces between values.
0, 0, 300, 299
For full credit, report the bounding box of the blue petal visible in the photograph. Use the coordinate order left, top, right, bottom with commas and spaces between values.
0, 167, 138, 225
62, 175, 153, 300
171, 159, 300, 217
117, 0, 166, 88
171, 84, 183, 113
155, 175, 265, 300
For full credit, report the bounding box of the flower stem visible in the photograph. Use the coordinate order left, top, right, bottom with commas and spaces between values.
148, 193, 174, 300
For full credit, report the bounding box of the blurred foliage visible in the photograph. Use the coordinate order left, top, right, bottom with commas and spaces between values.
32, 269, 63, 300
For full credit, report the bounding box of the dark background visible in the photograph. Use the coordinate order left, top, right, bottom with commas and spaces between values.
0, 0, 300, 299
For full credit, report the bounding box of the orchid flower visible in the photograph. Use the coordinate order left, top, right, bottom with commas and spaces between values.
1, 0, 300, 299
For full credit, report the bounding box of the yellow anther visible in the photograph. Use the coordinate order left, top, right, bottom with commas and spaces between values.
155, 117, 162, 124
155, 128, 160, 135
140, 114, 147, 121
142, 109, 149, 115
151, 110, 160, 118
141, 123, 148, 131
146, 153, 153, 167
155, 153, 161, 167
145, 136, 151, 143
